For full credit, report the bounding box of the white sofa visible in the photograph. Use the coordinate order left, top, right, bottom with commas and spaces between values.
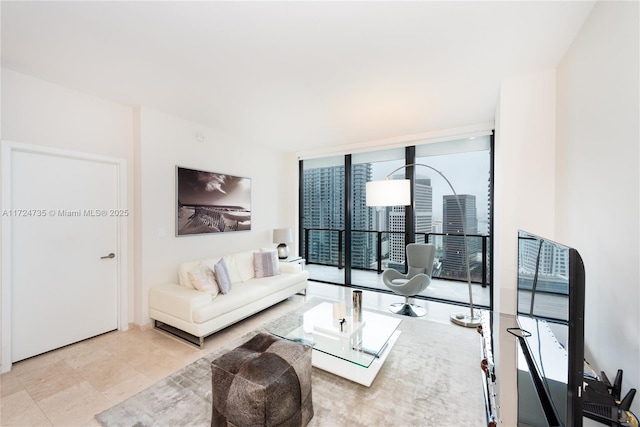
149, 249, 309, 347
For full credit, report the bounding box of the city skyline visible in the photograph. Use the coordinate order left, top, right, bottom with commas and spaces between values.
302, 155, 488, 279
369, 149, 490, 233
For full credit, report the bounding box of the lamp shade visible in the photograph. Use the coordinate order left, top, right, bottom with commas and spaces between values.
272, 227, 293, 243
366, 179, 411, 206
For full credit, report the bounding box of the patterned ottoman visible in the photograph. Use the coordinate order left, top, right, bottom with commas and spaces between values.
211, 332, 314, 427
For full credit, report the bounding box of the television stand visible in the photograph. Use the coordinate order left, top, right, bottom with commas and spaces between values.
478, 313, 638, 427
479, 313, 499, 427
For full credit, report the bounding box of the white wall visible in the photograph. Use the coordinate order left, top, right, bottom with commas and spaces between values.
134, 107, 297, 325
493, 69, 557, 315
0, 68, 136, 323
1, 69, 134, 158
556, 0, 639, 413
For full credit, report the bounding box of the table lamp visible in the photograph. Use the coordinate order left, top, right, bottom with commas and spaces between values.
273, 227, 293, 260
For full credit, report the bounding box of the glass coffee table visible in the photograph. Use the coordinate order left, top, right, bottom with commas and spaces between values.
269, 301, 402, 387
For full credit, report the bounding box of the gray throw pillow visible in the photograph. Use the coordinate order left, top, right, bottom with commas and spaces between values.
214, 259, 232, 294
254, 251, 280, 278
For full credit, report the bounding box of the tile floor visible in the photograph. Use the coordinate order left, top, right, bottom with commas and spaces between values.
0, 282, 467, 426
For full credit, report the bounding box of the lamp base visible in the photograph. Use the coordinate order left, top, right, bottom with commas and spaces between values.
450, 312, 482, 328
276, 243, 289, 260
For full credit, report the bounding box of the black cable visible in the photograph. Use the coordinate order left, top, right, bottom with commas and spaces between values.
506, 327, 531, 338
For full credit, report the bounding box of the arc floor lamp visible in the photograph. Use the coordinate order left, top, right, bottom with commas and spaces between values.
366, 163, 482, 328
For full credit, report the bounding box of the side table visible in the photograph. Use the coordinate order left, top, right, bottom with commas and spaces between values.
280, 256, 306, 269
280, 257, 307, 296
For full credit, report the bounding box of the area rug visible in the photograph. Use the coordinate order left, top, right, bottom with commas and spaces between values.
95, 300, 486, 426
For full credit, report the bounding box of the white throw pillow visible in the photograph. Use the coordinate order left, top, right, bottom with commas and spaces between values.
187, 264, 219, 296
178, 260, 202, 289
254, 251, 280, 278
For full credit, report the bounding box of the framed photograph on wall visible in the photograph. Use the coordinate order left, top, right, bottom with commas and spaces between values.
176, 166, 251, 236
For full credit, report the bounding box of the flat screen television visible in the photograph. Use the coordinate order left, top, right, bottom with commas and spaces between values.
516, 230, 585, 427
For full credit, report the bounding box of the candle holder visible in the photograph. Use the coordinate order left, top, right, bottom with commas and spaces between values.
352, 290, 363, 323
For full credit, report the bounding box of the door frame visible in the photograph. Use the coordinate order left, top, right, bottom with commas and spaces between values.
1, 141, 128, 372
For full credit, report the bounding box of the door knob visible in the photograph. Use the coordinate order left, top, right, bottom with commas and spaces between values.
100, 253, 116, 259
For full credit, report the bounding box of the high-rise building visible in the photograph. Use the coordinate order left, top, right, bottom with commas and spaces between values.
351, 164, 376, 268
302, 163, 375, 268
389, 207, 406, 264
389, 175, 433, 264
442, 194, 478, 278
302, 166, 344, 266
519, 239, 569, 279
415, 176, 434, 238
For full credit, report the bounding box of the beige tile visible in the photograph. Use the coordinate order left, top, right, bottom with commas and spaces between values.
16, 360, 85, 402
53, 335, 112, 360
147, 330, 197, 353
0, 389, 52, 426
10, 351, 63, 377
76, 356, 138, 393
160, 341, 202, 360
36, 381, 111, 427
1, 371, 24, 398
112, 344, 167, 368
84, 330, 121, 347
62, 348, 113, 370
95, 331, 141, 355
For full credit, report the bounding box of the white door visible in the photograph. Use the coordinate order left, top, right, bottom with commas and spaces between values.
9, 148, 121, 362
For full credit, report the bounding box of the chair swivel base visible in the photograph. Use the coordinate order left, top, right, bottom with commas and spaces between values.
389, 302, 427, 317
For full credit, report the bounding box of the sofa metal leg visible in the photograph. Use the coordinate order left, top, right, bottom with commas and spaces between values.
153, 320, 206, 349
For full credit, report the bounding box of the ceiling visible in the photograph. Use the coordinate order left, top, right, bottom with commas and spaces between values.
1, 1, 595, 152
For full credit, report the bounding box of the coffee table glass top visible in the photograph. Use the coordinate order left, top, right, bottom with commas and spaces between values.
269, 301, 402, 368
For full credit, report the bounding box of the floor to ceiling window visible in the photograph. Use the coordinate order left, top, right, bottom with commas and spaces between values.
300, 134, 493, 309
414, 136, 492, 307
350, 148, 406, 285
301, 156, 345, 285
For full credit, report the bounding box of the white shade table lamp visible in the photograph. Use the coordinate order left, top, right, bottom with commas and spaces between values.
366, 163, 481, 328
273, 227, 293, 260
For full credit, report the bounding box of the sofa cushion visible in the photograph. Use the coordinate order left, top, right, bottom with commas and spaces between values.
214, 259, 232, 294
278, 262, 303, 275
150, 283, 213, 323
254, 251, 279, 278
222, 255, 243, 284
251, 273, 306, 293
193, 281, 273, 323
234, 250, 256, 282
191, 273, 306, 324
187, 263, 219, 296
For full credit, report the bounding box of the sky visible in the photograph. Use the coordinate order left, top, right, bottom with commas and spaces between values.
177, 168, 251, 209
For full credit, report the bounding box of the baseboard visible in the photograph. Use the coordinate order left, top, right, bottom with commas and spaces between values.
128, 322, 154, 331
